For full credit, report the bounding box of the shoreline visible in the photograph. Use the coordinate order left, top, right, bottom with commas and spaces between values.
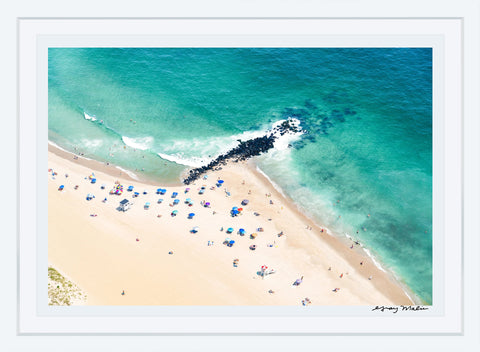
47, 142, 415, 306
249, 161, 420, 305
48, 142, 186, 187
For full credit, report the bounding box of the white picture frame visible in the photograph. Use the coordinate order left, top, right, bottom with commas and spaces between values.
3, 0, 479, 350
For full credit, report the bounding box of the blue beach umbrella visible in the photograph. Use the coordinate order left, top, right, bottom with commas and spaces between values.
227, 227, 234, 234
128, 186, 134, 191
171, 210, 178, 216
218, 180, 224, 184
185, 198, 192, 203
232, 207, 238, 211
188, 213, 195, 219
172, 192, 178, 198
239, 228, 246, 235
173, 199, 180, 205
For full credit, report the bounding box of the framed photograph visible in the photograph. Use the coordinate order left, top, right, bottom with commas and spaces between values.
9, 2, 478, 350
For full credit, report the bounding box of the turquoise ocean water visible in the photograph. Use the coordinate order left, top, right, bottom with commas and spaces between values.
48, 48, 432, 304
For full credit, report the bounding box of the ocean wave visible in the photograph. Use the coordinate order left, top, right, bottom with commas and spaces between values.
270, 118, 304, 151
80, 138, 104, 149
48, 140, 94, 161
115, 166, 139, 180
48, 140, 71, 154
255, 165, 287, 198
362, 248, 387, 273
83, 112, 97, 121
157, 152, 211, 168
122, 136, 154, 151
156, 118, 305, 167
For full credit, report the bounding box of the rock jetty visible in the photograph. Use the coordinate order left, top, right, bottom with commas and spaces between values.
183, 119, 303, 185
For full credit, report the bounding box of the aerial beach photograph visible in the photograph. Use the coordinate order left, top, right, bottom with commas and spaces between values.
47, 47, 432, 307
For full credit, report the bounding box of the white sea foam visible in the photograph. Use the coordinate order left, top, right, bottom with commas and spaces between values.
122, 136, 154, 151
48, 140, 70, 154
80, 138, 103, 149
157, 152, 211, 168
255, 165, 287, 198
84, 112, 97, 121
362, 248, 387, 273
48, 140, 94, 161
115, 166, 139, 180
270, 117, 304, 151
156, 118, 304, 167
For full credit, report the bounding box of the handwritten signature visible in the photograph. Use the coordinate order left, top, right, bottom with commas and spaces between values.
372, 305, 429, 314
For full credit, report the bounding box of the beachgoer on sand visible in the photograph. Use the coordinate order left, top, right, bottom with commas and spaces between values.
293, 276, 304, 286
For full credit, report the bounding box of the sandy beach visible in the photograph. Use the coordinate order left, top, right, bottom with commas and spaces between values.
48, 144, 414, 306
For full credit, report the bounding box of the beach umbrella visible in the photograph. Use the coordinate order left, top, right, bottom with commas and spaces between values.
239, 228, 246, 235
156, 188, 162, 194
238, 208, 243, 212
157, 198, 163, 203
171, 210, 178, 216
188, 213, 195, 219
172, 192, 178, 198
185, 198, 192, 203
58, 185, 64, 191
185, 188, 190, 193
205, 202, 210, 207
232, 207, 238, 211
232, 210, 239, 216
227, 227, 234, 234
91, 178, 97, 184
192, 226, 199, 233
241, 199, 249, 205
173, 199, 180, 205
218, 180, 224, 184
